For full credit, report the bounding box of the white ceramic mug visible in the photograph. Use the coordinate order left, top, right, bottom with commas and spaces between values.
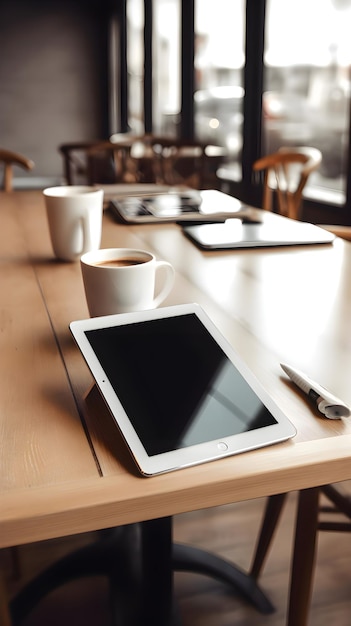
81, 248, 175, 317
43, 186, 104, 261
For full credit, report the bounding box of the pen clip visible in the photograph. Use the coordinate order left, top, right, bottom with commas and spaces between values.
311, 387, 351, 419
317, 398, 350, 419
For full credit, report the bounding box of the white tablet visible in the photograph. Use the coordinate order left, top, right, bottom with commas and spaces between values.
70, 303, 296, 476
109, 189, 257, 224
183, 218, 335, 250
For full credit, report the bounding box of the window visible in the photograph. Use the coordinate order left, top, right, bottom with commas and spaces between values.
263, 0, 351, 205
119, 0, 351, 222
153, 0, 181, 136
194, 0, 245, 170
127, 0, 144, 133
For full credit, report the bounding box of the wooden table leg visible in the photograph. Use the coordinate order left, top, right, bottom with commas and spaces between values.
287, 487, 320, 626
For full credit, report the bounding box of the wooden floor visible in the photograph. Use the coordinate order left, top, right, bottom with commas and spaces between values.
3, 490, 351, 625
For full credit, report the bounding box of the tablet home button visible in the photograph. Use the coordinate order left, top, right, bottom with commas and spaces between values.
217, 441, 228, 451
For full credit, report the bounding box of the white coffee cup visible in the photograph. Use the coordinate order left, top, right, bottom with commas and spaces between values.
81, 248, 175, 317
43, 186, 104, 262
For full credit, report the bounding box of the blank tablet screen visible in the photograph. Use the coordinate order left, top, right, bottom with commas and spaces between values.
84, 313, 277, 456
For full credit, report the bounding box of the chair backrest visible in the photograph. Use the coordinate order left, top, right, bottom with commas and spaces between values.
0, 149, 35, 191
59, 135, 219, 188
59, 137, 158, 185
253, 146, 322, 220
147, 135, 209, 188
58, 141, 109, 185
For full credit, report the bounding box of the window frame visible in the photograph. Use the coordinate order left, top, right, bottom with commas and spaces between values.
114, 0, 351, 225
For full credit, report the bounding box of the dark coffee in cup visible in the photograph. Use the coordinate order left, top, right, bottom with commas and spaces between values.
95, 258, 146, 268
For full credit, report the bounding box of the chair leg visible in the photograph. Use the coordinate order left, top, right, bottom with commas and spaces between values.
0, 571, 12, 626
287, 487, 320, 626
4, 164, 13, 193
249, 493, 288, 579
9, 548, 21, 581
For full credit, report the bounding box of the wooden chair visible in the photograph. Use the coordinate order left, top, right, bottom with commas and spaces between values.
148, 135, 210, 188
0, 149, 35, 191
253, 147, 351, 240
58, 141, 116, 185
250, 482, 351, 623
253, 147, 322, 220
86, 137, 153, 185
59, 135, 222, 189
59, 137, 164, 186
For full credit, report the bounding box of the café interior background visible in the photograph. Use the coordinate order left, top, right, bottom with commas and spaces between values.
1, 0, 351, 225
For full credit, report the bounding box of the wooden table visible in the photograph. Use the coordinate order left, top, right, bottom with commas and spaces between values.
1, 190, 351, 625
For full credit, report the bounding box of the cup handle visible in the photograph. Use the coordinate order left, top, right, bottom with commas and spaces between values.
152, 261, 175, 308
80, 215, 92, 255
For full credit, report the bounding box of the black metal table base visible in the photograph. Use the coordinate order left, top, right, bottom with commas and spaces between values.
10, 518, 274, 625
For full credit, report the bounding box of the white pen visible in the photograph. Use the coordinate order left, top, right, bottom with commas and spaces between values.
280, 363, 351, 420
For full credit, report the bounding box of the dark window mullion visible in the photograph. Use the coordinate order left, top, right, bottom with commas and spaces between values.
144, 0, 153, 133
119, 0, 129, 133
242, 0, 266, 204
345, 95, 351, 219
180, 0, 195, 140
